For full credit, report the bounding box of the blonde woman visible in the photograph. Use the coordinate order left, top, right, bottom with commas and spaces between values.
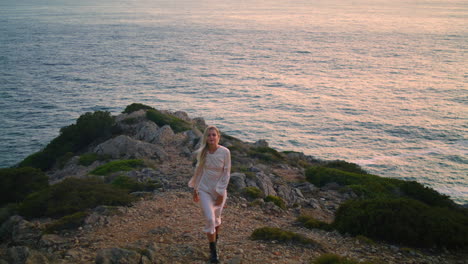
188, 125, 231, 264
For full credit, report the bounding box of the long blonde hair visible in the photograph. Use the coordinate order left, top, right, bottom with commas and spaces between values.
196, 125, 221, 168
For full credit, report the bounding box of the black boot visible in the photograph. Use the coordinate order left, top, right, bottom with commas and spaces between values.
209, 242, 219, 263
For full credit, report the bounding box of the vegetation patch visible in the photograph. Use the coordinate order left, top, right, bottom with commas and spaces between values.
334, 198, 468, 249
110, 175, 160, 192
45, 211, 89, 233
251, 227, 316, 245
322, 160, 367, 174
297, 215, 332, 231
19, 111, 115, 171
19, 178, 134, 219
305, 166, 454, 207
0, 167, 49, 206
78, 153, 111, 166
146, 109, 191, 133
311, 253, 373, 264
243, 187, 264, 200
248, 147, 285, 163
122, 103, 155, 114
265, 195, 286, 209
90, 159, 145, 175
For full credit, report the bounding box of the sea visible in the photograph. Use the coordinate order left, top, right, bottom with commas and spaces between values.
0, 0, 466, 204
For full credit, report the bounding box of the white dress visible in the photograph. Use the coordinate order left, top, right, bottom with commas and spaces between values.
188, 146, 231, 234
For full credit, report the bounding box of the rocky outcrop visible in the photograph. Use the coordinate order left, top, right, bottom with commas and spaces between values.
93, 135, 167, 160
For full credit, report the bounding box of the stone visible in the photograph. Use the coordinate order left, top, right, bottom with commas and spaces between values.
93, 135, 167, 160
230, 173, 247, 191
255, 172, 277, 197
135, 121, 159, 142
95, 248, 142, 264
5, 246, 49, 264
153, 125, 175, 145
0, 216, 42, 247
254, 139, 269, 148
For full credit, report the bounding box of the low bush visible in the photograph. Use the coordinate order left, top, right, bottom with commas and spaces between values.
243, 187, 264, 199
19, 178, 134, 219
322, 160, 367, 174
297, 215, 332, 231
251, 227, 315, 245
0, 167, 49, 206
305, 166, 454, 207
248, 147, 285, 163
311, 253, 372, 264
122, 103, 155, 114
19, 111, 115, 170
78, 153, 111, 166
111, 175, 160, 192
265, 195, 286, 209
333, 198, 468, 249
146, 109, 191, 133
45, 211, 89, 233
90, 159, 144, 175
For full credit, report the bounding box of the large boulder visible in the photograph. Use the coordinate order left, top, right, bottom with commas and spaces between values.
93, 135, 167, 160
152, 125, 175, 145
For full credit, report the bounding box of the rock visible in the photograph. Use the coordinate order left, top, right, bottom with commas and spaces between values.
5, 246, 49, 264
39, 234, 69, 251
153, 125, 175, 145
254, 139, 269, 148
255, 172, 277, 197
0, 216, 42, 247
192, 117, 206, 130
135, 121, 159, 142
95, 248, 141, 264
173, 111, 191, 122
93, 135, 167, 160
230, 173, 247, 191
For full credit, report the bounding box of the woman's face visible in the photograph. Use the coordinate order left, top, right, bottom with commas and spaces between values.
206, 129, 219, 146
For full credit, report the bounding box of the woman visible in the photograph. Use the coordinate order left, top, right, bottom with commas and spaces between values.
188, 125, 231, 264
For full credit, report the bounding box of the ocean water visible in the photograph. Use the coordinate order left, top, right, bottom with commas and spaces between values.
0, 0, 466, 204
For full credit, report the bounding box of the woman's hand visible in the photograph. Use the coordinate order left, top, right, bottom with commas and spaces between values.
193, 190, 199, 202
214, 194, 224, 206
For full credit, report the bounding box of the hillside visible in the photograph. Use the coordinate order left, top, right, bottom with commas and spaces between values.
0, 104, 466, 264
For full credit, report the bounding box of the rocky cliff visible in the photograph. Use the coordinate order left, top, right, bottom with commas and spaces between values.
0, 106, 466, 264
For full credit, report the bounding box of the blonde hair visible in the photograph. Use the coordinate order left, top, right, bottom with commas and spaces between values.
196, 125, 221, 168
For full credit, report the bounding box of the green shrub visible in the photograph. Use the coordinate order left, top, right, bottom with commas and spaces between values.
19, 178, 134, 219
122, 103, 155, 114
399, 180, 455, 208
57, 152, 74, 169
243, 187, 264, 199
248, 147, 285, 163
19, 111, 115, 170
45, 211, 89, 233
333, 198, 468, 249
265, 195, 286, 209
251, 227, 315, 245
0, 167, 49, 206
311, 253, 372, 264
305, 166, 454, 208
111, 175, 160, 192
297, 215, 332, 231
146, 109, 191, 133
323, 160, 367, 174
90, 159, 144, 175
79, 153, 111, 166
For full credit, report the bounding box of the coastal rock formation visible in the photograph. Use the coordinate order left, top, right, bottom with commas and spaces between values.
1, 106, 466, 264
